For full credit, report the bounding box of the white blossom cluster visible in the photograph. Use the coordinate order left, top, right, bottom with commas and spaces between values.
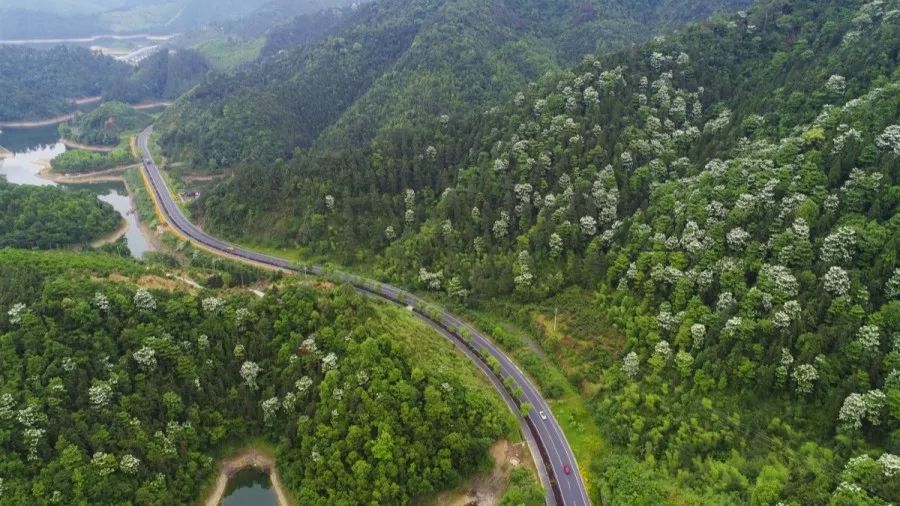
824, 266, 851, 296
324, 195, 335, 210
282, 392, 297, 412
296, 376, 313, 394
119, 454, 141, 475
838, 390, 885, 430
879, 453, 900, 477
23, 427, 45, 461
704, 108, 731, 133
886, 268, 900, 299
235, 307, 251, 324
240, 361, 260, 390
622, 351, 639, 378
690, 323, 706, 348
299, 337, 318, 355
93, 292, 110, 312
513, 251, 534, 290
493, 211, 511, 239
418, 268, 444, 290
716, 291, 736, 312
261, 396, 280, 424
549, 233, 564, 257
825, 74, 847, 95
792, 364, 818, 395
89, 382, 113, 409
875, 124, 900, 155
7, 303, 26, 325
201, 297, 225, 313
653, 340, 672, 361
821, 226, 856, 265
384, 225, 397, 240
133, 346, 157, 371
133, 289, 156, 311
321, 352, 338, 372
855, 325, 881, 355
831, 125, 861, 154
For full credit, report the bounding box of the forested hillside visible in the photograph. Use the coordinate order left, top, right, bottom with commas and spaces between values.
59, 102, 152, 146
155, 0, 750, 167
0, 179, 121, 249
188, 0, 900, 502
0, 46, 209, 122
0, 249, 512, 504
0, 46, 131, 122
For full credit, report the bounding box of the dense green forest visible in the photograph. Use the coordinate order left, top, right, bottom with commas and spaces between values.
0, 46, 131, 122
0, 179, 121, 249
0, 248, 514, 504
106, 48, 210, 104
50, 145, 136, 174
58, 102, 152, 146
0, 46, 209, 122
182, 0, 900, 502
155, 0, 750, 168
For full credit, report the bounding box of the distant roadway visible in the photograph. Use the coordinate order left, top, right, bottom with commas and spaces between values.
137, 127, 590, 506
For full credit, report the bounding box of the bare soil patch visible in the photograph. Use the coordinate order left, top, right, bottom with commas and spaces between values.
426, 439, 534, 506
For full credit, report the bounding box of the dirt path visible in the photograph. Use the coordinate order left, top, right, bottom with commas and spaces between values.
70, 96, 102, 105
132, 101, 173, 110
0, 113, 74, 128
60, 138, 116, 152
205, 448, 291, 506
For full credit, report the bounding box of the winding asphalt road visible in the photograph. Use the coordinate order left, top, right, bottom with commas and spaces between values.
137, 127, 590, 506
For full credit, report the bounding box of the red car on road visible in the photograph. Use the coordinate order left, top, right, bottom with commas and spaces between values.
563, 464, 571, 475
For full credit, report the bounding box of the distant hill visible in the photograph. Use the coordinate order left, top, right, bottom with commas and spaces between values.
155, 0, 752, 168
0, 46, 209, 122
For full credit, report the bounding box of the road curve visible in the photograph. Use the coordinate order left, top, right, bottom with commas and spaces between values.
137, 127, 590, 506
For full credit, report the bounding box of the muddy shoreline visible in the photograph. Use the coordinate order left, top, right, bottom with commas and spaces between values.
60, 138, 116, 152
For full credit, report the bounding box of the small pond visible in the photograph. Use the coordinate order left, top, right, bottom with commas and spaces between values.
221, 469, 278, 506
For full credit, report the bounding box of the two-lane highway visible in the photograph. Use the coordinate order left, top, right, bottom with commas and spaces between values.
137, 127, 590, 505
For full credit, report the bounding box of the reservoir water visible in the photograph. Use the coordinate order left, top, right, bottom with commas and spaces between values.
221, 469, 278, 506
0, 124, 155, 258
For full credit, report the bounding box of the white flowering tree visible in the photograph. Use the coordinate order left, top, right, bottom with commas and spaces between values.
89, 382, 113, 409
792, 364, 818, 395
321, 352, 338, 372
875, 124, 900, 155
824, 266, 851, 296
133, 289, 156, 311
622, 351, 640, 378
132, 346, 157, 371
119, 454, 141, 475
201, 297, 225, 313
239, 361, 260, 390
7, 303, 26, 325
838, 390, 885, 431
579, 216, 597, 236
93, 292, 110, 312
690, 323, 706, 348
261, 396, 280, 424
